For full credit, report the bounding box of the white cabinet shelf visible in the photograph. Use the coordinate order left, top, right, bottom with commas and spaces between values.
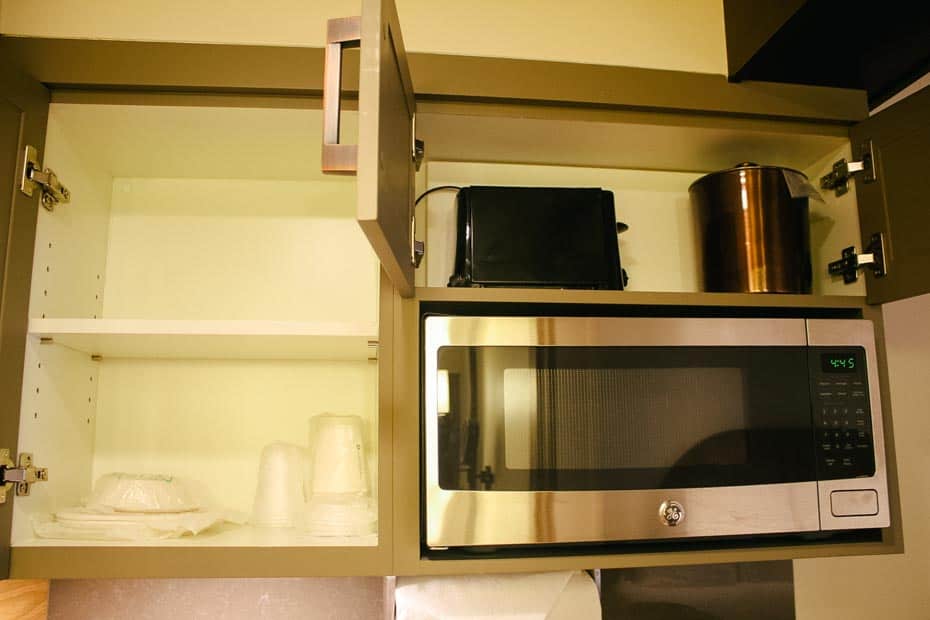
28, 318, 379, 361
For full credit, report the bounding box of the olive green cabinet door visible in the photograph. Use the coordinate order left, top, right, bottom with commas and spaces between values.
723, 0, 805, 80
852, 86, 930, 304
322, 0, 419, 298
0, 58, 49, 576
724, 1, 930, 108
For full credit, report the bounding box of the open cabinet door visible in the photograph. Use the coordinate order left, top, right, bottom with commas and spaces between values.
322, 0, 419, 297
849, 86, 930, 304
0, 56, 50, 575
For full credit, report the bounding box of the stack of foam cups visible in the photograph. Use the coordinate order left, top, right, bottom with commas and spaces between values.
250, 442, 308, 528
305, 414, 376, 537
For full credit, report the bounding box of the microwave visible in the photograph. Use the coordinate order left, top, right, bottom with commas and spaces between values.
422, 315, 890, 550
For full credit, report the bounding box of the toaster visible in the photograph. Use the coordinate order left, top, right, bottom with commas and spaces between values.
447, 186, 626, 289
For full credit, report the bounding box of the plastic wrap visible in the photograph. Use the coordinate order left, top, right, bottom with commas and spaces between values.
32, 507, 243, 541
782, 169, 825, 203
87, 473, 200, 513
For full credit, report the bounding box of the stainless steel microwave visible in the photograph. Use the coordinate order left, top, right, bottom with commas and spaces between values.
422, 315, 890, 550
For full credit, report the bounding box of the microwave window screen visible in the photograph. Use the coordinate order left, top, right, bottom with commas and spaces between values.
435, 345, 815, 491
503, 367, 749, 471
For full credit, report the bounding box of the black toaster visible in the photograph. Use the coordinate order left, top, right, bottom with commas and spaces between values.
448, 186, 626, 289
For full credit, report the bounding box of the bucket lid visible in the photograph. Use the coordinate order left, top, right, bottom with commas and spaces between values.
688, 162, 808, 191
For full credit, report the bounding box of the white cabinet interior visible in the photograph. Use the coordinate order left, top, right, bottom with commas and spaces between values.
417, 108, 867, 298
12, 103, 381, 549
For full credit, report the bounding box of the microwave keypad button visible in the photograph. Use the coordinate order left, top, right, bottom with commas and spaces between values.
856, 430, 872, 450
831, 490, 879, 517
811, 353, 874, 480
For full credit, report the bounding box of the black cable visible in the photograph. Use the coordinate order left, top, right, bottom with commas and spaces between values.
414, 185, 462, 206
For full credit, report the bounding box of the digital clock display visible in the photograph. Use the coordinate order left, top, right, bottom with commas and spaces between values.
821, 353, 858, 373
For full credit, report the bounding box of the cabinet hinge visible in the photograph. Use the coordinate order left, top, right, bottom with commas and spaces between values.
0, 450, 48, 505
412, 113, 425, 172
410, 215, 425, 268
413, 138, 425, 172
410, 115, 426, 268
820, 140, 876, 196
20, 145, 71, 211
828, 232, 887, 284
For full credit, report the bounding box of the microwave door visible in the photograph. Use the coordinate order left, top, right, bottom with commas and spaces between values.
424, 316, 823, 549
435, 342, 817, 491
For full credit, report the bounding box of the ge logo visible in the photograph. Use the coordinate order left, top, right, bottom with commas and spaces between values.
659, 500, 685, 527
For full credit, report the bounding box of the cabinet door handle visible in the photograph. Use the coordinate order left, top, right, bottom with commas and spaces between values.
322, 16, 361, 174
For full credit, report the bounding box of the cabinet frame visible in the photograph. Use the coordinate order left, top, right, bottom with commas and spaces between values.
9, 272, 395, 579
0, 32, 912, 577
392, 288, 903, 575
0, 37, 867, 122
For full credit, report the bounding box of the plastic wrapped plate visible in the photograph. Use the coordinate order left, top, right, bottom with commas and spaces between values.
87, 473, 199, 513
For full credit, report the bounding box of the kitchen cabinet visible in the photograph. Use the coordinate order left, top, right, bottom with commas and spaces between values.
848, 86, 930, 303
1, 0, 924, 578
723, 0, 930, 110
0, 85, 394, 578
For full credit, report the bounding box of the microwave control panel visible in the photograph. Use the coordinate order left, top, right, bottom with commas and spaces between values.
810, 347, 876, 480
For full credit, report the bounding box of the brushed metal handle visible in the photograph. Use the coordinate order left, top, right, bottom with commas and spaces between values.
322, 16, 361, 174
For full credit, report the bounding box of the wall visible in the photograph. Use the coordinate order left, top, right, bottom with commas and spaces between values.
793, 292, 930, 619
0, 0, 727, 74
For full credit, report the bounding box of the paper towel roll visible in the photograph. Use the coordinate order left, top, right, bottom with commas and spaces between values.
550, 571, 602, 620
394, 570, 601, 620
